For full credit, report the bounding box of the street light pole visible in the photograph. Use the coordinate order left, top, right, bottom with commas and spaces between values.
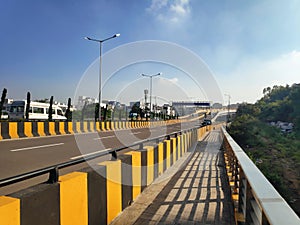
84, 33, 120, 121
141, 73, 162, 119
224, 94, 231, 128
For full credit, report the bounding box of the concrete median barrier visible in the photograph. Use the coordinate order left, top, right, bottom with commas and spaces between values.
0, 127, 209, 224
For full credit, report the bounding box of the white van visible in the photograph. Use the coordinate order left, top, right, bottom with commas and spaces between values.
9, 100, 66, 120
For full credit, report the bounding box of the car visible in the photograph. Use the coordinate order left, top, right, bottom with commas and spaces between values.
202, 119, 212, 126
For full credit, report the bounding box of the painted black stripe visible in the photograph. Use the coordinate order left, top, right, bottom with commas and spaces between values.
32, 122, 39, 137
119, 154, 133, 210
54, 122, 60, 135
10, 183, 60, 225
85, 166, 107, 225
1, 122, 10, 139
44, 122, 50, 136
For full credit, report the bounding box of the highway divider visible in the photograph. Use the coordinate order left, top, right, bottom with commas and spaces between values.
0, 120, 183, 140
0, 125, 210, 225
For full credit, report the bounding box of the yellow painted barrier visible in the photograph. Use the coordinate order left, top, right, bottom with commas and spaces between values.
164, 140, 171, 169
106, 121, 111, 131
59, 172, 88, 225
75, 122, 81, 133
83, 122, 88, 133
9, 122, 18, 139
101, 121, 106, 131
125, 151, 141, 200
144, 146, 154, 186
110, 122, 114, 130
98, 160, 122, 224
68, 122, 74, 134
171, 137, 177, 164
0, 196, 20, 225
89, 121, 95, 132
37, 122, 45, 136
59, 122, 66, 135
0, 123, 2, 140
95, 121, 100, 132
158, 142, 164, 175
24, 122, 33, 138
49, 122, 56, 135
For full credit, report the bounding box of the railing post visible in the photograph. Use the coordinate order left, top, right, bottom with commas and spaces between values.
48, 167, 59, 183
111, 150, 118, 160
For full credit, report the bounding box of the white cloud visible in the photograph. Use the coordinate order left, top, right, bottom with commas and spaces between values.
219, 50, 300, 104
147, 0, 191, 24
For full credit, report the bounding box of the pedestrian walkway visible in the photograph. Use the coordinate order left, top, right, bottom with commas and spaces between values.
111, 129, 235, 225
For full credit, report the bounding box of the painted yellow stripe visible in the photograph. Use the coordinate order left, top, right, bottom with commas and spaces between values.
49, 122, 56, 135
144, 146, 154, 186
106, 121, 111, 131
101, 121, 106, 131
83, 122, 88, 133
0, 123, 2, 140
37, 122, 45, 136
68, 122, 74, 134
164, 140, 171, 169
76, 122, 81, 133
158, 142, 164, 175
171, 138, 177, 164
9, 122, 18, 139
89, 121, 95, 132
59, 172, 88, 225
24, 122, 33, 137
98, 160, 122, 224
59, 122, 66, 135
95, 121, 100, 132
125, 151, 141, 200
110, 122, 114, 130
0, 196, 20, 225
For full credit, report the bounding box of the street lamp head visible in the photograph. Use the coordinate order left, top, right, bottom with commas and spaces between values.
84, 36, 91, 40
158, 72, 162, 75
115, 33, 121, 37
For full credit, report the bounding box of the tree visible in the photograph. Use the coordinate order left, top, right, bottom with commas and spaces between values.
25, 92, 31, 120
65, 98, 72, 121
0, 88, 7, 118
48, 96, 53, 121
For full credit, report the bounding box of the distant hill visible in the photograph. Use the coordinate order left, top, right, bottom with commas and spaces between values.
228, 83, 300, 216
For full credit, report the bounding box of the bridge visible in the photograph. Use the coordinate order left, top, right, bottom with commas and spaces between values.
0, 112, 299, 225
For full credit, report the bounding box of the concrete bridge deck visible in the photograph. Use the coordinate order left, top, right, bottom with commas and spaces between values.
111, 129, 235, 225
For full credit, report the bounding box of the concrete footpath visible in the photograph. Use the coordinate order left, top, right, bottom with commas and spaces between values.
110, 129, 235, 225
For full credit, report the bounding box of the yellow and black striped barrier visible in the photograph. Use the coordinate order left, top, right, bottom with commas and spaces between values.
0, 126, 209, 225
0, 120, 184, 140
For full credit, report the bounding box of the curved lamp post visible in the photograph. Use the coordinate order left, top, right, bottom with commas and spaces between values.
141, 73, 162, 119
84, 33, 120, 121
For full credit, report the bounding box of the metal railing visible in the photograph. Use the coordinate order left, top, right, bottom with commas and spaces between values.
0, 124, 200, 188
221, 127, 300, 225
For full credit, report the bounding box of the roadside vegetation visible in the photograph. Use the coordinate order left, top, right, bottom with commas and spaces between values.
228, 83, 300, 215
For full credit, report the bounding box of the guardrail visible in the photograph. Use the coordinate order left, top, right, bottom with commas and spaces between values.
221, 127, 300, 225
0, 124, 200, 188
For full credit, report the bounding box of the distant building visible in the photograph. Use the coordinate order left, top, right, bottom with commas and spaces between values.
76, 96, 97, 110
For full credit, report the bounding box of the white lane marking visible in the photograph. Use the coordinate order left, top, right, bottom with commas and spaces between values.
10, 143, 65, 152
93, 135, 115, 140
70, 148, 112, 160
94, 132, 141, 140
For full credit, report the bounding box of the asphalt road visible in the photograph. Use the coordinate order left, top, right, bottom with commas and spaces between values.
0, 120, 203, 195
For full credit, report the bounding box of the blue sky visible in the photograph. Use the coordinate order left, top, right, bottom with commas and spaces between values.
1, 0, 300, 105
